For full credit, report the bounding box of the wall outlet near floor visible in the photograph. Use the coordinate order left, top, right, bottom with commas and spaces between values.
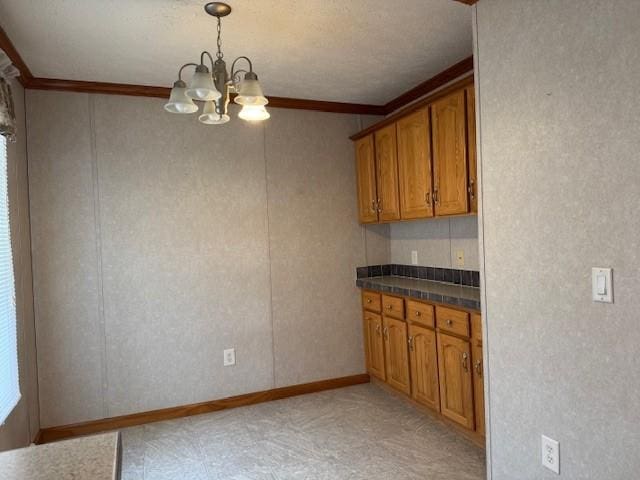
541, 435, 560, 474
455, 250, 465, 267
411, 250, 418, 265
223, 348, 236, 366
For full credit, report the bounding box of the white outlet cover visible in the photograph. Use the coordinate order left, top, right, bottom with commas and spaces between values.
223, 348, 236, 367
456, 250, 465, 267
411, 250, 418, 265
541, 435, 560, 474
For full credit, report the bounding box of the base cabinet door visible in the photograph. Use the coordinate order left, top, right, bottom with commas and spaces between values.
409, 324, 440, 411
383, 317, 411, 395
472, 342, 485, 436
364, 312, 386, 381
437, 332, 474, 429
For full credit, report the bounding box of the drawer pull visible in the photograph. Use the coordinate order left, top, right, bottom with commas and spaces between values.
415, 311, 421, 317
446, 319, 453, 326
386, 305, 393, 310
366, 298, 372, 304
462, 352, 469, 372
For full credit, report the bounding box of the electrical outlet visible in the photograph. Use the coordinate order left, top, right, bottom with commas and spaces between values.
223, 348, 236, 367
411, 250, 418, 265
455, 250, 465, 267
541, 435, 559, 474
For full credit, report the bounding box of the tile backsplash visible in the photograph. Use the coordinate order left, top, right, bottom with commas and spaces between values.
357, 264, 480, 288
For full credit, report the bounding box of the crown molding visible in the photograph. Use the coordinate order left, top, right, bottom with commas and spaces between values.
383, 55, 474, 114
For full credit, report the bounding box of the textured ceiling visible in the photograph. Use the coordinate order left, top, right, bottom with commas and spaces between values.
0, 0, 472, 105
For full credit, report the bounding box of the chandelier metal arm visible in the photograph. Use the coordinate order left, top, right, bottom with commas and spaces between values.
178, 63, 199, 82
230, 56, 254, 78
200, 51, 216, 71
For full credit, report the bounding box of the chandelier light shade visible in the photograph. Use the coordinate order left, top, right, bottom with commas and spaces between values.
164, 80, 199, 114
238, 104, 270, 122
165, 2, 269, 125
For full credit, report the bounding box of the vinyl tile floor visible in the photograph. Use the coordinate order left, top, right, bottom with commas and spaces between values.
120, 383, 486, 479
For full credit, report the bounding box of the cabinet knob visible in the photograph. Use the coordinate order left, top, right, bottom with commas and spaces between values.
386, 305, 393, 310
366, 298, 372, 304
415, 311, 421, 317
446, 319, 453, 326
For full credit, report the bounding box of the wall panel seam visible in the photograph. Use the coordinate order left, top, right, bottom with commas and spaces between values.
88, 95, 109, 419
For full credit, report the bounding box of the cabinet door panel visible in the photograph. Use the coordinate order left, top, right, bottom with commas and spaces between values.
466, 87, 478, 213
431, 90, 469, 216
409, 324, 440, 411
364, 312, 385, 381
397, 108, 433, 219
383, 317, 410, 394
437, 332, 474, 429
355, 135, 378, 223
472, 342, 485, 436
375, 125, 401, 221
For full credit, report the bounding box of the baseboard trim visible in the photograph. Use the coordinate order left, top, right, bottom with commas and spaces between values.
35, 373, 370, 444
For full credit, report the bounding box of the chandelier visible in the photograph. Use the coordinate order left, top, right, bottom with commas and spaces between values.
164, 2, 269, 124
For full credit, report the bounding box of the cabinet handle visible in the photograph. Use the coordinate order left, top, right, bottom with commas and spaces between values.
377, 198, 382, 213
433, 188, 439, 204
386, 304, 393, 310
366, 298, 372, 304
425, 191, 431, 204
468, 179, 475, 201
408, 336, 414, 351
475, 360, 482, 376
376, 324, 381, 335
415, 310, 421, 317
462, 352, 469, 372
446, 319, 453, 326
383, 327, 389, 340
371, 200, 377, 212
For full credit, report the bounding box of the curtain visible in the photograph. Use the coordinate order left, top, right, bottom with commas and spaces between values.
0, 49, 18, 142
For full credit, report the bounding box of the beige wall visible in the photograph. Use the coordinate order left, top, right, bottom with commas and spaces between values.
0, 80, 39, 450
389, 216, 478, 270
476, 0, 640, 478
26, 90, 383, 427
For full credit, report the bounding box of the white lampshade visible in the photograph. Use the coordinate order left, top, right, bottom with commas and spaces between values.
186, 67, 221, 101
164, 81, 198, 114
238, 104, 270, 122
234, 77, 268, 106
198, 101, 230, 125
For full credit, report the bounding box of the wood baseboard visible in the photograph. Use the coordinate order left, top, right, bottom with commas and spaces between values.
35, 373, 370, 444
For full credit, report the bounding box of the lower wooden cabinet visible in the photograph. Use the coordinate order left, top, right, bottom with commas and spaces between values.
383, 316, 411, 395
409, 324, 440, 411
361, 290, 484, 438
363, 311, 386, 381
437, 332, 475, 430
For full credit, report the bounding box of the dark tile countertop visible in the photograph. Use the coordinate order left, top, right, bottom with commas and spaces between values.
356, 275, 481, 312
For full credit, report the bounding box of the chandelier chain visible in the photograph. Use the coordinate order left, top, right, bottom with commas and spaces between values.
216, 17, 223, 59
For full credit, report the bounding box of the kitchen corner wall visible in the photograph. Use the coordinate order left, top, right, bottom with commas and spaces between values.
388, 216, 478, 270
476, 1, 640, 478
26, 90, 383, 427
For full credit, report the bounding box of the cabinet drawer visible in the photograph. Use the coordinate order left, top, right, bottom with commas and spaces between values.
436, 306, 470, 338
406, 300, 434, 328
362, 291, 381, 312
382, 295, 404, 319
471, 313, 482, 343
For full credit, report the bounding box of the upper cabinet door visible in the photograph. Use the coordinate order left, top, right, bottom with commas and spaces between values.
466, 87, 478, 213
397, 108, 434, 219
431, 90, 469, 216
374, 125, 401, 222
354, 135, 378, 224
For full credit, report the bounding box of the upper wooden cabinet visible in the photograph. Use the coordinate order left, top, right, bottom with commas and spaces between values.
466, 87, 478, 213
354, 135, 378, 223
351, 80, 477, 224
397, 108, 433, 219
431, 90, 468, 216
374, 125, 401, 222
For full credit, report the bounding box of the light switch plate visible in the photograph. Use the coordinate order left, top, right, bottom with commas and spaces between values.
592, 267, 613, 303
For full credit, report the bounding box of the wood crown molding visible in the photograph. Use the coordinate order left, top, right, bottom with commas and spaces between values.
350, 75, 474, 141
35, 373, 370, 444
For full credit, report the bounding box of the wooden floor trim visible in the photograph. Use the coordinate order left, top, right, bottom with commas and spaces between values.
35, 373, 370, 444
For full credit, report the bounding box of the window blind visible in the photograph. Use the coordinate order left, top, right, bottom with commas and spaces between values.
0, 134, 19, 424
